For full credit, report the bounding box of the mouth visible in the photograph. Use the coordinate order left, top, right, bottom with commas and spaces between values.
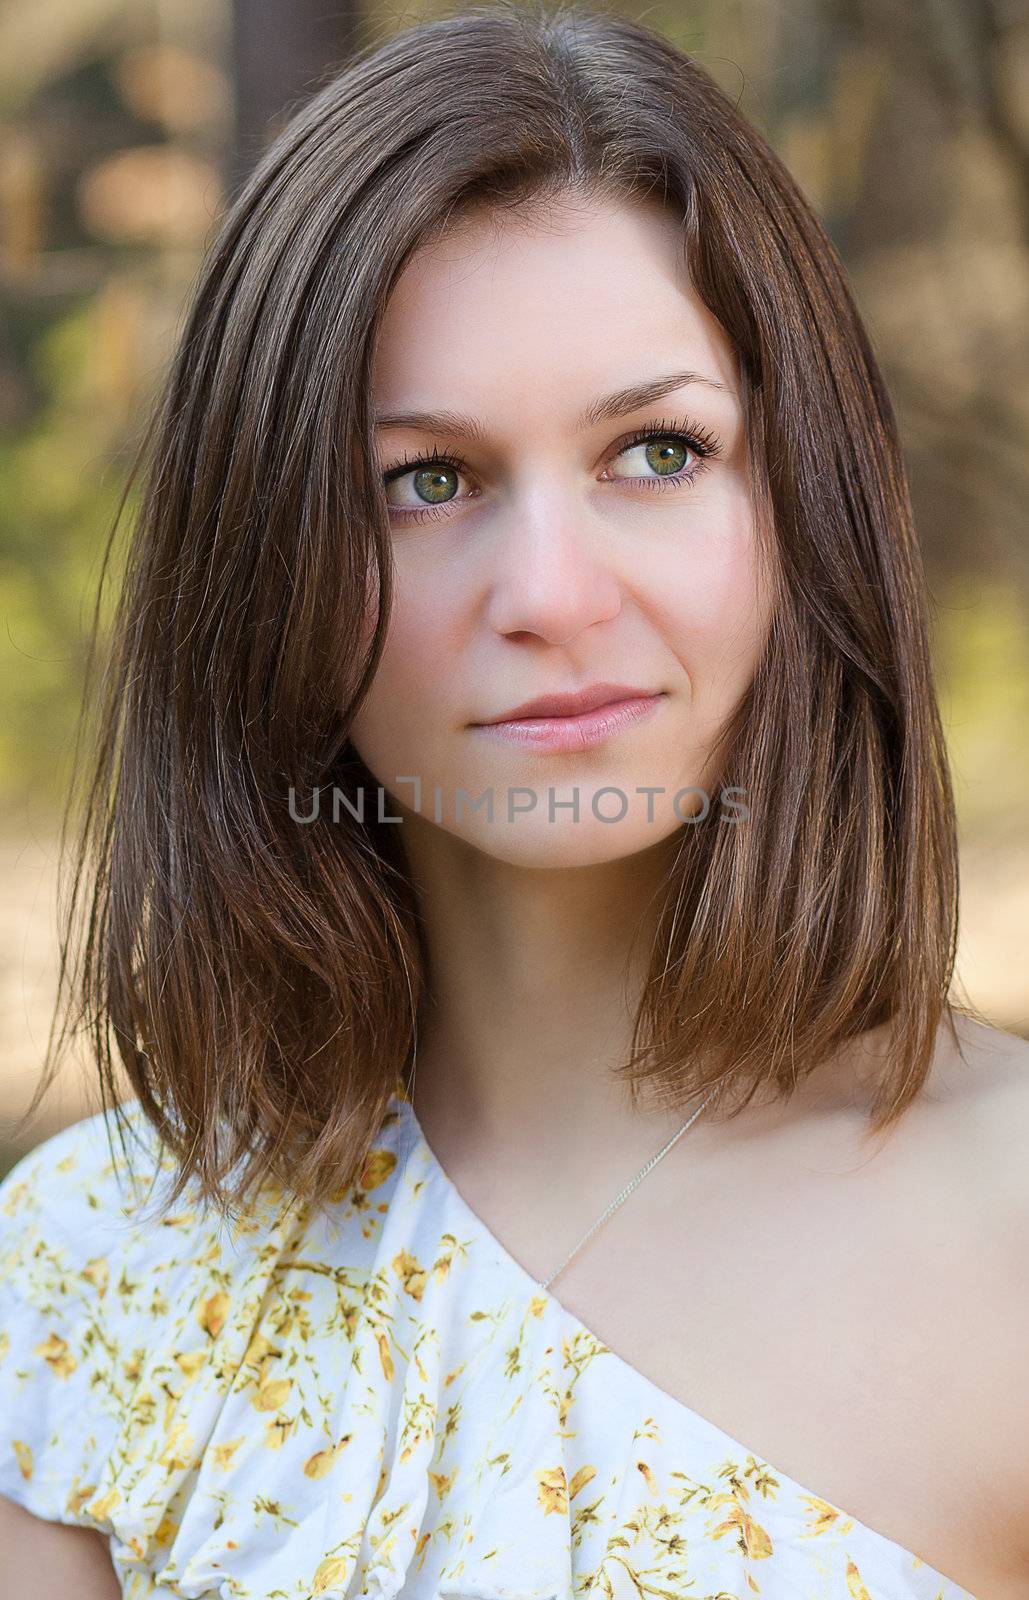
468, 690, 667, 753
474, 681, 663, 725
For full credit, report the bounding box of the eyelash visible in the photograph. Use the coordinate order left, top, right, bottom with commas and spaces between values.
380, 414, 722, 525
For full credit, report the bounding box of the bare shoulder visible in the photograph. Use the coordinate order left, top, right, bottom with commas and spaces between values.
942, 1019, 1029, 1293
934, 1010, 1029, 1130
948, 1010, 1029, 1076
924, 1014, 1029, 1558
0, 1494, 121, 1598
908, 1011, 1029, 1361
925, 1011, 1029, 1194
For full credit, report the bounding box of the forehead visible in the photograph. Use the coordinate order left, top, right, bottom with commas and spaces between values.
372, 194, 740, 409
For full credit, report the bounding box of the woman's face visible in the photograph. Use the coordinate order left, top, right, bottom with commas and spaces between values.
350, 192, 772, 868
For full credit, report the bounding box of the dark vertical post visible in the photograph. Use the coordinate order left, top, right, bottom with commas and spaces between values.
228, 0, 363, 198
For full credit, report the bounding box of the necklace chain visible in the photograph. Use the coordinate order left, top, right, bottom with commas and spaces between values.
536, 1084, 720, 1292
402, 1040, 720, 1297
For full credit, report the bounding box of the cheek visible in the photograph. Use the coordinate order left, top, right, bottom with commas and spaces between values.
350, 568, 459, 755
380, 566, 458, 693
652, 500, 769, 702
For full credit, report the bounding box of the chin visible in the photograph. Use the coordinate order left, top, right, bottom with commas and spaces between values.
452, 815, 686, 871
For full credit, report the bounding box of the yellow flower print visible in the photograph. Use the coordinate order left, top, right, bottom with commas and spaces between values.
311, 1555, 350, 1592
82, 1257, 108, 1295
802, 1494, 843, 1535
741, 1510, 774, 1559
153, 1511, 179, 1548
710, 1500, 774, 1559
846, 1559, 874, 1598
228, 1211, 264, 1238
430, 1235, 460, 1285
253, 1377, 293, 1411
159, 1421, 195, 1473
304, 1439, 349, 1478
569, 1464, 596, 1499
243, 1329, 276, 1366
176, 1349, 208, 1379
304, 1448, 334, 1479
212, 1436, 246, 1470
537, 1465, 568, 1516
128, 1389, 157, 1430
36, 1331, 77, 1377
65, 1479, 96, 1514
85, 1488, 121, 1522
360, 1148, 397, 1191
0, 1089, 972, 1600
1, 1178, 29, 1215
197, 1291, 230, 1338
392, 1247, 428, 1300
376, 1327, 394, 1382
264, 1414, 294, 1449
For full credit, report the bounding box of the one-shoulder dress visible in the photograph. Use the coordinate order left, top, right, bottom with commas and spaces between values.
0, 1088, 978, 1599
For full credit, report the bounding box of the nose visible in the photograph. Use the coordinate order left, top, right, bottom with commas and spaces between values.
483, 483, 622, 646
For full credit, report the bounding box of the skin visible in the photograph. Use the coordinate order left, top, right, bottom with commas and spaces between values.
350, 190, 1029, 1599
0, 1496, 121, 1597
352, 189, 776, 1182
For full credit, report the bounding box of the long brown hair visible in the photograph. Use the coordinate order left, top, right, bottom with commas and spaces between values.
24, 0, 969, 1217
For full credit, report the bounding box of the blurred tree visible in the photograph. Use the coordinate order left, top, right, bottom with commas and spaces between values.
229, 0, 361, 194
0, 0, 230, 822
827, 0, 1029, 594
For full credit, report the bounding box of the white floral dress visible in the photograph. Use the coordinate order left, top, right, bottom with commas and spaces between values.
0, 1089, 978, 1599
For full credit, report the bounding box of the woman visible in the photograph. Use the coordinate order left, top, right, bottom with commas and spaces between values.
1, 3, 1026, 1597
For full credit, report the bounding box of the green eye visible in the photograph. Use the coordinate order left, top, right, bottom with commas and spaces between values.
642, 438, 690, 475
607, 421, 715, 485
410, 466, 458, 504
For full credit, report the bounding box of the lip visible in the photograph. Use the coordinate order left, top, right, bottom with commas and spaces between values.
469, 690, 666, 753
477, 681, 661, 724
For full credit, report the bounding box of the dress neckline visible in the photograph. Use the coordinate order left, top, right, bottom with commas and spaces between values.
391, 1087, 979, 1600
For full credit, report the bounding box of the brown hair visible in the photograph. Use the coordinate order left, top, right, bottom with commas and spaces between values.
25, 0, 968, 1217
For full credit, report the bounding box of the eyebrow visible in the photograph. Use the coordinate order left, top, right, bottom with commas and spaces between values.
373, 369, 731, 443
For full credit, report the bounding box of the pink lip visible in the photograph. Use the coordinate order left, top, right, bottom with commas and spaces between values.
478, 681, 660, 723
469, 692, 666, 752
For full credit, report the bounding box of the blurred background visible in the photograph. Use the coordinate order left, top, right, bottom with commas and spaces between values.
1, 0, 1026, 1174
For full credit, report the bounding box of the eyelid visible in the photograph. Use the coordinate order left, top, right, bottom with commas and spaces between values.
381, 443, 466, 484
605, 413, 722, 464
381, 413, 722, 484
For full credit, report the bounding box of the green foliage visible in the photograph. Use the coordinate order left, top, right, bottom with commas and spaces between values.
935, 580, 1029, 839
0, 295, 137, 824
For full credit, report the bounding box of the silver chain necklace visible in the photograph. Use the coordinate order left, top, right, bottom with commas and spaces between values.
403, 1043, 716, 1292
536, 1083, 720, 1291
